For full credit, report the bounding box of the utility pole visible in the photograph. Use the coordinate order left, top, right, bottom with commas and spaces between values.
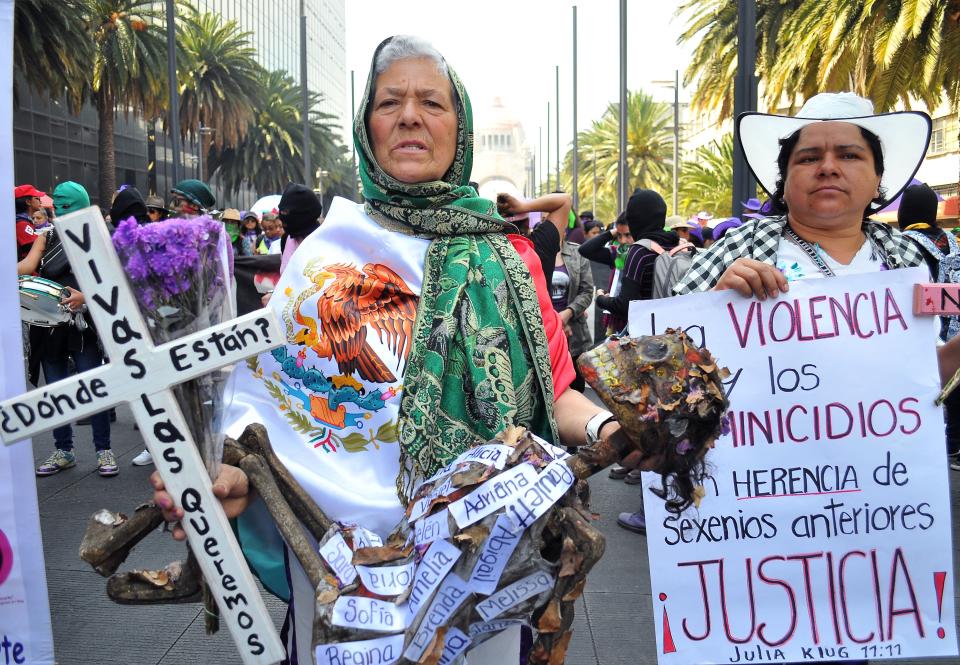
555, 65, 560, 190
672, 70, 680, 216
572, 6, 579, 211
592, 146, 597, 217
547, 102, 551, 192
538, 126, 542, 196
300, 0, 311, 187
618, 0, 628, 214
732, 0, 758, 219
165, 0, 180, 185
351, 70, 357, 199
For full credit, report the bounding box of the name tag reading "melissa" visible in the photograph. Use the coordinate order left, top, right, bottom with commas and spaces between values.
475, 571, 554, 622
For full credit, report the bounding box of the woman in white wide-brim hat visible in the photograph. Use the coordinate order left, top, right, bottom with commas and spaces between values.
674, 92, 931, 297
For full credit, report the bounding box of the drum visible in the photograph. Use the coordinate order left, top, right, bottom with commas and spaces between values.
19, 275, 72, 327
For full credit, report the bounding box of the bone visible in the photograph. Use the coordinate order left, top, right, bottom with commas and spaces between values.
79, 503, 164, 577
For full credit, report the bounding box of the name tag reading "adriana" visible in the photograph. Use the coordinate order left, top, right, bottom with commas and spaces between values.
447, 463, 538, 528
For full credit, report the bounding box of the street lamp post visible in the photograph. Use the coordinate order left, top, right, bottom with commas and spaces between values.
315, 168, 330, 207
572, 5, 579, 211
653, 72, 681, 215
618, 0, 628, 214
592, 146, 597, 217
197, 125, 215, 182
165, 0, 180, 185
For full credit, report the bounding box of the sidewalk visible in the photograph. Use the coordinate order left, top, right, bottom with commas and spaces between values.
33, 405, 960, 665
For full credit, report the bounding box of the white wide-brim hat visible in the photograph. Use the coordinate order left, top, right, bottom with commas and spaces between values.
738, 92, 931, 211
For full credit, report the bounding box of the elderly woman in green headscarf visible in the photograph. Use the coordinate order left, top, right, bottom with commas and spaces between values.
153, 35, 651, 662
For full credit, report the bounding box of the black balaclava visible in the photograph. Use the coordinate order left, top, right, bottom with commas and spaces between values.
278, 183, 323, 240
897, 183, 938, 231
110, 186, 150, 225
625, 188, 672, 243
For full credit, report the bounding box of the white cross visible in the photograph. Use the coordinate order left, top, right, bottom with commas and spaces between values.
1, 207, 286, 665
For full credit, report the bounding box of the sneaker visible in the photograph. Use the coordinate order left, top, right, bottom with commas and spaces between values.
950, 454, 960, 472
608, 465, 630, 480
617, 509, 647, 535
36, 449, 76, 476
131, 449, 153, 466
624, 469, 644, 485
97, 450, 119, 477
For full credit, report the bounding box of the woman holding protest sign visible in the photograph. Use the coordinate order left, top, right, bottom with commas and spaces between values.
148, 35, 717, 664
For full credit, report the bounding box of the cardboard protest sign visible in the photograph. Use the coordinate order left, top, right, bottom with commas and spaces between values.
0, 207, 286, 665
0, 3, 54, 660
630, 267, 957, 663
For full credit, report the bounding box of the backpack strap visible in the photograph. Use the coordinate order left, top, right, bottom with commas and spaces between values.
635, 239, 665, 254
904, 230, 946, 260
668, 241, 696, 257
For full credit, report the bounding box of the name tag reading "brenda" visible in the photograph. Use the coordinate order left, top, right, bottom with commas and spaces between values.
314, 634, 404, 665
447, 463, 538, 528
475, 571, 554, 622
403, 574, 472, 662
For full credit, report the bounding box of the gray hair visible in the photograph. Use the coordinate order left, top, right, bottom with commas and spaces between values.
374, 35, 449, 78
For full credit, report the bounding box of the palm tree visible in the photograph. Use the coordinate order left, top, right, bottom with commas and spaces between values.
176, 9, 264, 175
13, 0, 90, 111
678, 0, 960, 117
560, 91, 674, 221
84, 0, 168, 205
678, 134, 739, 218
207, 70, 351, 203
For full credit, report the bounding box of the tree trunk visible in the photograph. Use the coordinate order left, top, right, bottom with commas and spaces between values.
97, 88, 116, 209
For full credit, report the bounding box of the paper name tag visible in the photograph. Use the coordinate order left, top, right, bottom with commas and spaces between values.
438, 627, 471, 665
447, 463, 538, 528
318, 532, 358, 586
530, 434, 571, 461
414, 508, 451, 546
416, 443, 516, 494
475, 571, 554, 621
356, 561, 415, 597
314, 634, 404, 665
468, 514, 523, 595
469, 618, 527, 637
409, 477, 454, 522
503, 459, 574, 531
404, 573, 472, 662
405, 538, 462, 617
347, 526, 383, 550
332, 596, 411, 633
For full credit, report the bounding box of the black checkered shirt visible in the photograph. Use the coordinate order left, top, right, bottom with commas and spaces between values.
672, 215, 926, 294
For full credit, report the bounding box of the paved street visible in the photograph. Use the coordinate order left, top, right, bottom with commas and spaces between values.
31, 404, 960, 665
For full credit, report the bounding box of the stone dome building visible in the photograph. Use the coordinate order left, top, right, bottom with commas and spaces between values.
473, 97, 532, 201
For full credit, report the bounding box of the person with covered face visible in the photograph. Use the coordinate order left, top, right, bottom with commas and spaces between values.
152, 35, 702, 663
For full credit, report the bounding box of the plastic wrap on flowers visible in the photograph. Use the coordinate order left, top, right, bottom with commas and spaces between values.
307, 427, 600, 665
112, 215, 234, 480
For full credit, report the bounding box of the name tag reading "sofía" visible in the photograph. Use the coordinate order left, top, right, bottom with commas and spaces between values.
331, 596, 411, 633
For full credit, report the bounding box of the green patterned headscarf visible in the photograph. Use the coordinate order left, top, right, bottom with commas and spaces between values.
354, 37, 558, 497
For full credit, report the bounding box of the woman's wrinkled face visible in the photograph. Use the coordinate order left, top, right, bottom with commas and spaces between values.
783, 121, 881, 226
369, 57, 458, 184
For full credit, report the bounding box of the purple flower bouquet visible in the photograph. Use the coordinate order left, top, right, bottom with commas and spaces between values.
113, 216, 234, 480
